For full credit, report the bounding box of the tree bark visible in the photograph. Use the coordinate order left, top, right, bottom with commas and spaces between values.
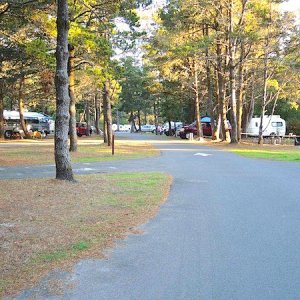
103, 80, 112, 145
204, 24, 215, 140
94, 90, 101, 134
228, 0, 238, 144
0, 80, 4, 139
258, 45, 268, 145
68, 44, 77, 152
55, 0, 74, 181
193, 59, 203, 140
216, 38, 229, 141
236, 52, 244, 141
137, 110, 141, 131
168, 120, 172, 136
102, 84, 108, 143
128, 111, 134, 132
18, 76, 31, 139
154, 101, 159, 135
85, 98, 90, 136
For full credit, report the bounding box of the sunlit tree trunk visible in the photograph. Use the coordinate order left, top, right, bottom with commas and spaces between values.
55, 0, 74, 181
18, 76, 31, 139
193, 59, 203, 141
103, 80, 112, 146
236, 47, 244, 141
102, 84, 108, 143
258, 42, 269, 145
242, 73, 255, 133
0, 80, 4, 139
228, 0, 238, 144
154, 101, 159, 135
129, 111, 136, 132
216, 39, 229, 141
137, 110, 141, 131
85, 98, 90, 136
95, 90, 101, 135
68, 43, 77, 152
204, 24, 216, 140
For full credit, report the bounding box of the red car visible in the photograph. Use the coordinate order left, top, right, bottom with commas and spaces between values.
76, 122, 91, 137
179, 121, 212, 139
179, 117, 232, 139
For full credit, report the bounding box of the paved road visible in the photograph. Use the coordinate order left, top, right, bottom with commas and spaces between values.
5, 134, 300, 299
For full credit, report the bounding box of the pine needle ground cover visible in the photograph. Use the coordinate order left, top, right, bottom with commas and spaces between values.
0, 138, 159, 167
0, 172, 172, 297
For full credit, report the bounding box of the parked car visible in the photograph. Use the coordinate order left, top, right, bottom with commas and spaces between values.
151, 125, 164, 135
162, 122, 183, 136
179, 120, 212, 139
179, 117, 232, 139
140, 124, 156, 132
76, 122, 91, 137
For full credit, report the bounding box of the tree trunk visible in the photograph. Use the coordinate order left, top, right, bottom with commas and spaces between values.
129, 111, 136, 133
18, 76, 31, 139
116, 109, 120, 131
258, 49, 268, 145
194, 59, 203, 141
103, 118, 107, 142
236, 44, 245, 141
168, 120, 172, 136
68, 44, 77, 152
154, 101, 159, 135
103, 80, 112, 146
228, 0, 238, 144
247, 78, 255, 131
216, 39, 229, 141
204, 25, 215, 140
55, 0, 74, 181
137, 110, 141, 131
102, 84, 108, 143
95, 90, 101, 135
0, 80, 4, 139
85, 99, 90, 136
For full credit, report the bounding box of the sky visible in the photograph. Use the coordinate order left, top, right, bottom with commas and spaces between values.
114, 0, 300, 60
280, 0, 300, 13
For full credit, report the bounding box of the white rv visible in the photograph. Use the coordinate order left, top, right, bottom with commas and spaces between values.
3, 110, 52, 138
247, 115, 286, 137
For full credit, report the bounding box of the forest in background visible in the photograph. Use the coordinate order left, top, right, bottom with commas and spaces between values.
1, 0, 300, 145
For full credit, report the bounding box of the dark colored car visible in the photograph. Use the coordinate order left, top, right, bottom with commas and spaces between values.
76, 122, 91, 137
179, 121, 212, 139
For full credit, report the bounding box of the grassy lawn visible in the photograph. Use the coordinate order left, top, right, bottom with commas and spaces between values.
208, 140, 300, 162
230, 149, 300, 162
0, 137, 159, 167
0, 172, 172, 297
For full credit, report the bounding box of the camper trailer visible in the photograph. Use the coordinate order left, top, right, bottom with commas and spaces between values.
247, 115, 286, 137
3, 110, 51, 138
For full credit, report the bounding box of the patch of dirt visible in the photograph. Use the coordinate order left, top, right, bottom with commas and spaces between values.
0, 173, 172, 297
0, 139, 159, 167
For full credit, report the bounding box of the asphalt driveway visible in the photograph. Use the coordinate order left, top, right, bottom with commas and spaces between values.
3, 134, 300, 300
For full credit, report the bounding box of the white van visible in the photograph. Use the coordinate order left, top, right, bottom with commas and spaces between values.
247, 115, 286, 136
3, 110, 51, 138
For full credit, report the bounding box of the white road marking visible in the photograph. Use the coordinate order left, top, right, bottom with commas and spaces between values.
194, 153, 212, 157
82, 168, 95, 171
108, 167, 117, 169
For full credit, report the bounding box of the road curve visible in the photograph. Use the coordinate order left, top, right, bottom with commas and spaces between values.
7, 133, 300, 300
